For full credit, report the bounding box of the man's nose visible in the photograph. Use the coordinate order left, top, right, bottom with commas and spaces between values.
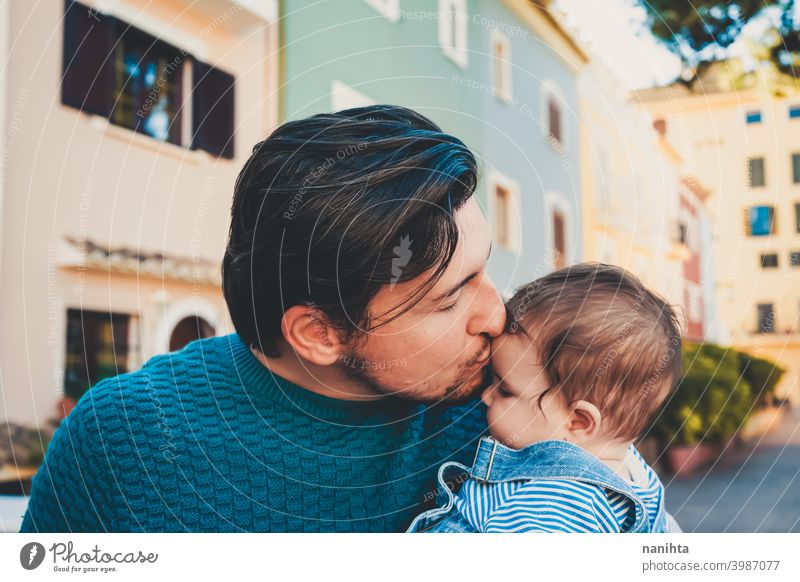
468, 274, 507, 337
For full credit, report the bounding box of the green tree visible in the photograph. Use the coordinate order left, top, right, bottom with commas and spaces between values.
771, 4, 800, 77
639, 0, 798, 85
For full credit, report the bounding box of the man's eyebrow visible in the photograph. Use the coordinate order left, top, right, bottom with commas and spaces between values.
430, 242, 493, 303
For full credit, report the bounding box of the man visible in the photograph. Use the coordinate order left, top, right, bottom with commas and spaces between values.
20, 105, 506, 532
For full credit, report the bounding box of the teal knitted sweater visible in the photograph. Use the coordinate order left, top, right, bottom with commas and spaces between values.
20, 333, 487, 532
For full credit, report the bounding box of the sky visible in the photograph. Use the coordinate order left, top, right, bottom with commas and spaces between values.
552, 0, 795, 89
554, 0, 683, 89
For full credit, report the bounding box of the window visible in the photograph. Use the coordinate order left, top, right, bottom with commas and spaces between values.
494, 185, 511, 248
537, 79, 567, 153
491, 30, 512, 102
110, 26, 184, 145
795, 202, 800, 233
790, 251, 800, 267
748, 157, 765, 188
746, 206, 776, 236
438, 0, 468, 68
760, 253, 779, 268
792, 153, 800, 184
789, 105, 800, 119
745, 110, 762, 124
757, 303, 775, 333
548, 96, 562, 144
553, 210, 566, 269
546, 191, 573, 269
62, 1, 235, 158
488, 171, 521, 253
63, 308, 140, 400
677, 222, 689, 245
362, 0, 400, 21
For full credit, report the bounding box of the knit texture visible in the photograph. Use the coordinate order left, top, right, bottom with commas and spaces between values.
19, 333, 488, 532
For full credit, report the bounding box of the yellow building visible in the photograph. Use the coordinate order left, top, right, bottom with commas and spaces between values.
579, 61, 722, 343
639, 63, 800, 404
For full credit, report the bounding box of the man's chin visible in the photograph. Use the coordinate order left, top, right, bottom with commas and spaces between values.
437, 363, 492, 403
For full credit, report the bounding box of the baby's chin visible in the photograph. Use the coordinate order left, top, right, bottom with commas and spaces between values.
487, 427, 532, 450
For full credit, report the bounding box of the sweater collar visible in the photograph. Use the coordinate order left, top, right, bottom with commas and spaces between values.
223, 333, 418, 423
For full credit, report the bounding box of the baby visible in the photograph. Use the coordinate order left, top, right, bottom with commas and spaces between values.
408, 263, 683, 533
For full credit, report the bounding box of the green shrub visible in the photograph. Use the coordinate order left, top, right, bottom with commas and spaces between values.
739, 353, 785, 408
652, 342, 752, 447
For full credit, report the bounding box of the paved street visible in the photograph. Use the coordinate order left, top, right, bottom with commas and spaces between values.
665, 407, 800, 532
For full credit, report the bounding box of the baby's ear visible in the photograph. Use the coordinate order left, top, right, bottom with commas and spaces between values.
566, 400, 602, 440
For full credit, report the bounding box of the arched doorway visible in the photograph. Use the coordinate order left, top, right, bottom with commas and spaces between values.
169, 316, 215, 351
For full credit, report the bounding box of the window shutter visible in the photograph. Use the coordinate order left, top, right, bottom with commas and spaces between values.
192, 60, 235, 159
61, 0, 116, 117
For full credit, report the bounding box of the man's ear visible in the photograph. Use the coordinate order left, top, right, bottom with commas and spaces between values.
565, 400, 602, 441
280, 304, 344, 366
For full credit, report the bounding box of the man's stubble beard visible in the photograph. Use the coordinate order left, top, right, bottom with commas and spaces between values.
338, 338, 492, 404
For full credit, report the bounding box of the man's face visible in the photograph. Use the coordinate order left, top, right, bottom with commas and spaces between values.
340, 198, 506, 402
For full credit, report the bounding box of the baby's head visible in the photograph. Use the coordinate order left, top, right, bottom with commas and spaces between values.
483, 263, 682, 453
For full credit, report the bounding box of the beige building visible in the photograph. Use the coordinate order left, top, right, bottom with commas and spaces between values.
0, 0, 280, 426
639, 62, 800, 403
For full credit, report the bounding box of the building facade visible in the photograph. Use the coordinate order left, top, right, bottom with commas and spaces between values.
640, 68, 800, 403
0, 0, 279, 426
280, 0, 586, 296
2, 0, 588, 428
579, 60, 722, 344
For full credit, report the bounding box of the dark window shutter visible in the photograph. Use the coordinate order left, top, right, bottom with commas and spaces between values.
61, 0, 115, 117
192, 60, 235, 159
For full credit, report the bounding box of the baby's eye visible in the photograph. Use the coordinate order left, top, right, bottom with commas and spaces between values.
497, 383, 514, 397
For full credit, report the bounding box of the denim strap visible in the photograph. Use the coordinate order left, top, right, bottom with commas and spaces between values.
405, 460, 471, 533
470, 437, 650, 533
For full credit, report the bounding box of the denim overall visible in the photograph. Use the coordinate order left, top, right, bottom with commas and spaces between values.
407, 436, 651, 533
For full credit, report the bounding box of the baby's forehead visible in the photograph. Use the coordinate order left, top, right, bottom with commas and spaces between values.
491, 330, 542, 362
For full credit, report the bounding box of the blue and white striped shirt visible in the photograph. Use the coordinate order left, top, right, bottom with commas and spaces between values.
452, 445, 681, 533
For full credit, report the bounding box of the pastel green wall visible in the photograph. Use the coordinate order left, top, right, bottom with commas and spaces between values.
280, 0, 583, 292
281, 0, 484, 158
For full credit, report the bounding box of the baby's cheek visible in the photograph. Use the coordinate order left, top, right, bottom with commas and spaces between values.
500, 402, 528, 440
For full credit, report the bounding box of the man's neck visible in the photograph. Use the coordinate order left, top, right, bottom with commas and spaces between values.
250, 341, 386, 402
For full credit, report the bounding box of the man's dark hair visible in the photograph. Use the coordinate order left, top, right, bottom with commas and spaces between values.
222, 104, 479, 356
